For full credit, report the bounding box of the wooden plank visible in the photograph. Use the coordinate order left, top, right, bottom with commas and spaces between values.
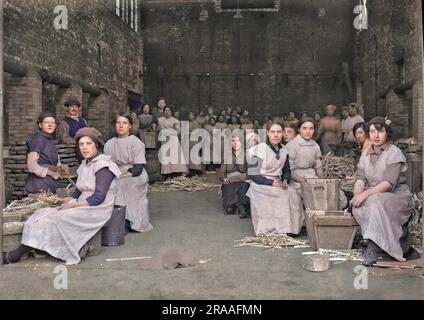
374, 257, 424, 269
314, 215, 359, 226
5, 164, 28, 169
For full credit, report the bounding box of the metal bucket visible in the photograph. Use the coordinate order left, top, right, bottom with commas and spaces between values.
101, 206, 126, 246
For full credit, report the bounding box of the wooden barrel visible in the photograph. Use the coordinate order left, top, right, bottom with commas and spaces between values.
405, 152, 422, 193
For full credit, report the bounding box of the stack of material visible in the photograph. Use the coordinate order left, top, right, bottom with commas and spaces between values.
57, 143, 79, 169
3, 192, 63, 218
322, 154, 355, 179
234, 231, 309, 251
5, 143, 29, 200
410, 192, 423, 247
4, 143, 79, 201
2, 192, 64, 251
322, 154, 355, 191
149, 176, 221, 193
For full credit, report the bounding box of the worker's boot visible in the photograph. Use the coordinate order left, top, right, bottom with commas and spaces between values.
404, 247, 421, 261
225, 205, 236, 215
237, 203, 248, 219
3, 245, 32, 264
362, 240, 380, 266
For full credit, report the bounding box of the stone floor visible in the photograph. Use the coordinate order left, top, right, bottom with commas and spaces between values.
1, 177, 423, 300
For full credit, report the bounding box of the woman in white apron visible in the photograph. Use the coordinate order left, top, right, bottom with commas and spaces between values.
157, 106, 188, 179
285, 117, 324, 194
104, 114, 153, 233
351, 117, 421, 266
246, 121, 304, 236
3, 127, 121, 265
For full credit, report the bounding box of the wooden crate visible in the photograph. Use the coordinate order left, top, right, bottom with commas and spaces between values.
143, 131, 157, 149
301, 178, 340, 210
305, 209, 359, 250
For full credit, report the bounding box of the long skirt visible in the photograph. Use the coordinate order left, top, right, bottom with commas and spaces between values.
115, 171, 153, 232
352, 185, 413, 261
188, 140, 204, 172
221, 181, 250, 210
246, 183, 304, 236
21, 192, 115, 265
158, 136, 188, 174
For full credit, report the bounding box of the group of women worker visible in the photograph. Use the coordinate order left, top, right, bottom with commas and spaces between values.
3, 112, 153, 265
218, 116, 421, 266
2, 109, 421, 268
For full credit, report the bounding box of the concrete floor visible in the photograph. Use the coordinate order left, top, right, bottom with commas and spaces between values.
1, 180, 424, 300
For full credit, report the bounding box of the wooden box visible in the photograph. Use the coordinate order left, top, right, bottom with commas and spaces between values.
143, 131, 157, 149
301, 178, 340, 210
305, 209, 359, 250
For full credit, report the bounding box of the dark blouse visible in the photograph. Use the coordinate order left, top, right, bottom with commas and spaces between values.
86, 168, 116, 206
26, 132, 68, 193
63, 116, 88, 138
128, 164, 144, 177
249, 155, 291, 186
218, 151, 247, 181
27, 132, 59, 166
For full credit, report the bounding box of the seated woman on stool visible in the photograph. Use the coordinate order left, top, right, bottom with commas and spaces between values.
351, 117, 421, 266
26, 112, 69, 194
246, 120, 304, 236
104, 113, 153, 233
218, 133, 250, 218
3, 127, 121, 265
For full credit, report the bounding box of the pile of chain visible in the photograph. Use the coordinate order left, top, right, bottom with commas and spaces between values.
322, 154, 356, 191
149, 176, 221, 193
3, 192, 63, 217
409, 192, 423, 247
234, 231, 309, 251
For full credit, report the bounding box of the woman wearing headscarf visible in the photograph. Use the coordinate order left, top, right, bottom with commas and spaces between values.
351, 117, 421, 266
3, 128, 121, 265
104, 113, 153, 233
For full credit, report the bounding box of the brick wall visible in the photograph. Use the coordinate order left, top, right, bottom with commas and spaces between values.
141, 0, 356, 119
3, 0, 144, 143
6, 69, 43, 144
355, 0, 423, 140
